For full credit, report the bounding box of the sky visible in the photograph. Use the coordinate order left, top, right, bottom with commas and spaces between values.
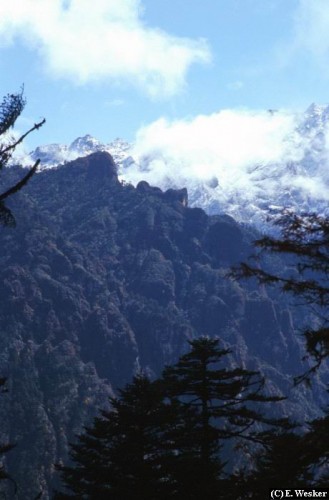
0, 0, 329, 155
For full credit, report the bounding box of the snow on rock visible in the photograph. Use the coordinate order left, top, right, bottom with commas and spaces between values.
24, 135, 133, 172
17, 104, 329, 229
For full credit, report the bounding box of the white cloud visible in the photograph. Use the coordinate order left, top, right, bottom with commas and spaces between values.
0, 0, 211, 97
122, 108, 329, 222
292, 0, 329, 66
128, 109, 302, 191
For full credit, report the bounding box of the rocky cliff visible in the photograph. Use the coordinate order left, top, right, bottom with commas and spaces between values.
0, 152, 326, 498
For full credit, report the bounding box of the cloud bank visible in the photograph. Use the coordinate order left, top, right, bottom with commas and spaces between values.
0, 0, 210, 97
122, 107, 329, 224
128, 109, 302, 188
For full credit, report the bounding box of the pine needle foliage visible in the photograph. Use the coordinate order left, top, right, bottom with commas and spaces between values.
232, 209, 329, 376
56, 338, 292, 499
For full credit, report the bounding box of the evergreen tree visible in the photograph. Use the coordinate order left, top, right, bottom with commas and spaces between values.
56, 340, 291, 499
232, 210, 329, 490
55, 375, 178, 499
234, 412, 329, 499
233, 431, 312, 499
304, 412, 329, 486
161, 337, 290, 499
233, 210, 329, 375
0, 89, 45, 226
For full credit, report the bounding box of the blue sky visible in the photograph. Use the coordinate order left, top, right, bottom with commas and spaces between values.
0, 0, 328, 151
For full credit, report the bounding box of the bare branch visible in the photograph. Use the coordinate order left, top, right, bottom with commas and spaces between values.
0, 160, 40, 202
0, 118, 46, 161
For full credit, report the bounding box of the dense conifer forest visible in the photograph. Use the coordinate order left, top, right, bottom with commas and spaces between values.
54, 339, 329, 499
0, 92, 328, 499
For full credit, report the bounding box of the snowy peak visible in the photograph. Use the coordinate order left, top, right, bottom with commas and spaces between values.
28, 135, 132, 170
20, 103, 329, 229
304, 103, 329, 128
297, 104, 329, 142
69, 134, 103, 154
30, 143, 69, 167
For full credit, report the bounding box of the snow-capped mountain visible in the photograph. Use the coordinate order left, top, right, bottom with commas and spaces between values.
20, 104, 329, 228
26, 135, 134, 171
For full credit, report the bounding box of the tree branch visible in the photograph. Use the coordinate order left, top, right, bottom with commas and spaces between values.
0, 160, 40, 202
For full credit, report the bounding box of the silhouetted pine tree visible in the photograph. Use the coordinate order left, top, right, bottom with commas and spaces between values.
304, 412, 329, 486
234, 410, 329, 498
233, 210, 329, 492
55, 375, 178, 499
233, 210, 329, 376
233, 430, 312, 499
0, 89, 45, 226
56, 340, 292, 499
161, 337, 290, 499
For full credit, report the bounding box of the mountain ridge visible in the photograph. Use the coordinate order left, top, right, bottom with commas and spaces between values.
16, 103, 329, 230
1, 152, 327, 497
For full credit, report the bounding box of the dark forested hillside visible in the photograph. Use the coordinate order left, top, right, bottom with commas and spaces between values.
0, 152, 327, 498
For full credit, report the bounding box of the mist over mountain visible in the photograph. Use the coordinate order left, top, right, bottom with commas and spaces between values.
21, 103, 329, 229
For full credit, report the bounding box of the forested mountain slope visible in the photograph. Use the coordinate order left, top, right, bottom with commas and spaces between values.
0, 152, 326, 498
